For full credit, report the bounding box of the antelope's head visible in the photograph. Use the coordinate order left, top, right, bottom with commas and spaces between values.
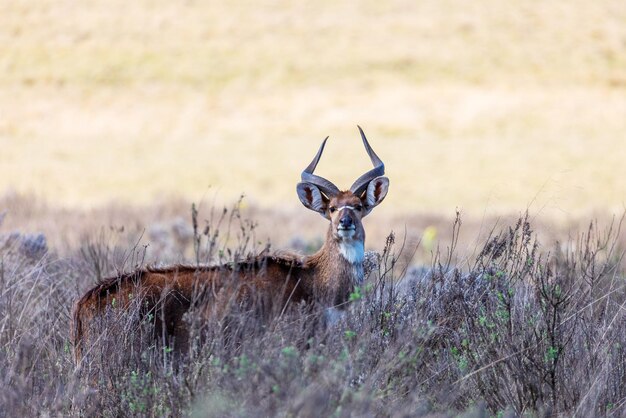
296, 127, 389, 255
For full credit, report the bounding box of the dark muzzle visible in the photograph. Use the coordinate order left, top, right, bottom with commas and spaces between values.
339, 215, 354, 230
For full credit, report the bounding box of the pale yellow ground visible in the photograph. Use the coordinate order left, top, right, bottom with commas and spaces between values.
1, 0, 625, 221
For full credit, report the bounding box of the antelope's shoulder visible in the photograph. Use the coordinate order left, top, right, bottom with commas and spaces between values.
265, 250, 306, 267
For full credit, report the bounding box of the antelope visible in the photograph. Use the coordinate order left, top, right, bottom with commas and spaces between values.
72, 127, 389, 366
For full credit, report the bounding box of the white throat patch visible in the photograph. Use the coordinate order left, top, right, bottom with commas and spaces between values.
339, 240, 364, 264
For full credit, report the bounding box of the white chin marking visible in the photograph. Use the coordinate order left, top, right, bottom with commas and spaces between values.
339, 240, 364, 264
337, 229, 355, 239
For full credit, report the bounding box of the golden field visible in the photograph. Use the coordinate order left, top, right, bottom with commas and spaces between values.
0, 0, 625, 220
3, 3, 626, 414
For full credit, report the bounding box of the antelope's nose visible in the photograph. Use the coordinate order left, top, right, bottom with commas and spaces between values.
339, 215, 354, 229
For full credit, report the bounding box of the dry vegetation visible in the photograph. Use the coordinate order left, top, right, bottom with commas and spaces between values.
1, 195, 626, 416
1, 0, 626, 415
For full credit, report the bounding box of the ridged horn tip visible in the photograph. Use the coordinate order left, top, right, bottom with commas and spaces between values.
301, 136, 339, 197
350, 127, 385, 196
303, 136, 329, 175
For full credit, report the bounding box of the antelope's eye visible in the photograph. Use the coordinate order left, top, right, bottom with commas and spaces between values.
355, 205, 363, 211
329, 206, 336, 213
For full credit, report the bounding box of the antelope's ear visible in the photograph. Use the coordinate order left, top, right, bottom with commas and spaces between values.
297, 182, 329, 218
363, 176, 389, 213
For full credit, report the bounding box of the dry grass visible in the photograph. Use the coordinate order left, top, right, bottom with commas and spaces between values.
1, 195, 626, 416
0, 192, 608, 268
2, 1, 626, 414
1, 0, 625, 218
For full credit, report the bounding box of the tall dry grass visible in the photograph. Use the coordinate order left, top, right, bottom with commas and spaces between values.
1, 194, 625, 416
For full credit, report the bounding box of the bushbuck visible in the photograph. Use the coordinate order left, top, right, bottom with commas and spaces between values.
72, 127, 389, 367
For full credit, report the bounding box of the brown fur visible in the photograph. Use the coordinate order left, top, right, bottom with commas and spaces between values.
72, 133, 390, 367
72, 222, 363, 365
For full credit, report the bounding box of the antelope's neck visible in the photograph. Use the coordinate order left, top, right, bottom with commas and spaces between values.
338, 239, 365, 289
339, 239, 364, 265
306, 229, 365, 304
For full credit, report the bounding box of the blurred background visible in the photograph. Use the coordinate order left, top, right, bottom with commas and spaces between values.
1, 0, 625, 251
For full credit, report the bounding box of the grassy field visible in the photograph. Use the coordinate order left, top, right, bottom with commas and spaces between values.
1, 1, 626, 415
1, 0, 625, 218
1, 197, 625, 416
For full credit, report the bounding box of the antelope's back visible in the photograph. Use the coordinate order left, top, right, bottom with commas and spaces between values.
72, 255, 312, 366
